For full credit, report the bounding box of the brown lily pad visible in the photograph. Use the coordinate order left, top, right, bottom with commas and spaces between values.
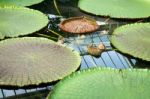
0, 37, 81, 88
59, 16, 99, 34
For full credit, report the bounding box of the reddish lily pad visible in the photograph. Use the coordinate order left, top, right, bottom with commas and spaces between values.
59, 16, 99, 34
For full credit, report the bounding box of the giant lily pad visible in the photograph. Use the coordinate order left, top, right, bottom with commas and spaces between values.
111, 23, 150, 61
0, 37, 81, 87
0, 6, 48, 39
0, 0, 44, 6
78, 0, 150, 19
47, 68, 150, 99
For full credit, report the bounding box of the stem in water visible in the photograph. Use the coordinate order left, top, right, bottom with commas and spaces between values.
53, 0, 62, 16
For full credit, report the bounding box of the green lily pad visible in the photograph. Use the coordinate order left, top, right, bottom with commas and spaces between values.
111, 23, 150, 61
0, 6, 48, 39
47, 68, 150, 99
0, 37, 81, 87
0, 0, 44, 6
78, 0, 150, 19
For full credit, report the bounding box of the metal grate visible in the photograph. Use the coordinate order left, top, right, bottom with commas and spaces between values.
65, 24, 133, 70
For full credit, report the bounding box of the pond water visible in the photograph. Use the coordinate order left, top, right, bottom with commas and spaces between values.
0, 0, 149, 99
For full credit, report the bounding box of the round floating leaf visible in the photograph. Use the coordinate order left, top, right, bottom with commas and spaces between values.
0, 0, 44, 6
111, 23, 150, 61
47, 68, 150, 99
0, 6, 48, 39
59, 16, 99, 34
78, 0, 150, 19
0, 37, 81, 87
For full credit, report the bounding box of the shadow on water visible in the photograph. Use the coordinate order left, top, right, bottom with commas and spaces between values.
134, 59, 150, 69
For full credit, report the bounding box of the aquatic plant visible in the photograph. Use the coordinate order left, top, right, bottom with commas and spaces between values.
0, 37, 81, 87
